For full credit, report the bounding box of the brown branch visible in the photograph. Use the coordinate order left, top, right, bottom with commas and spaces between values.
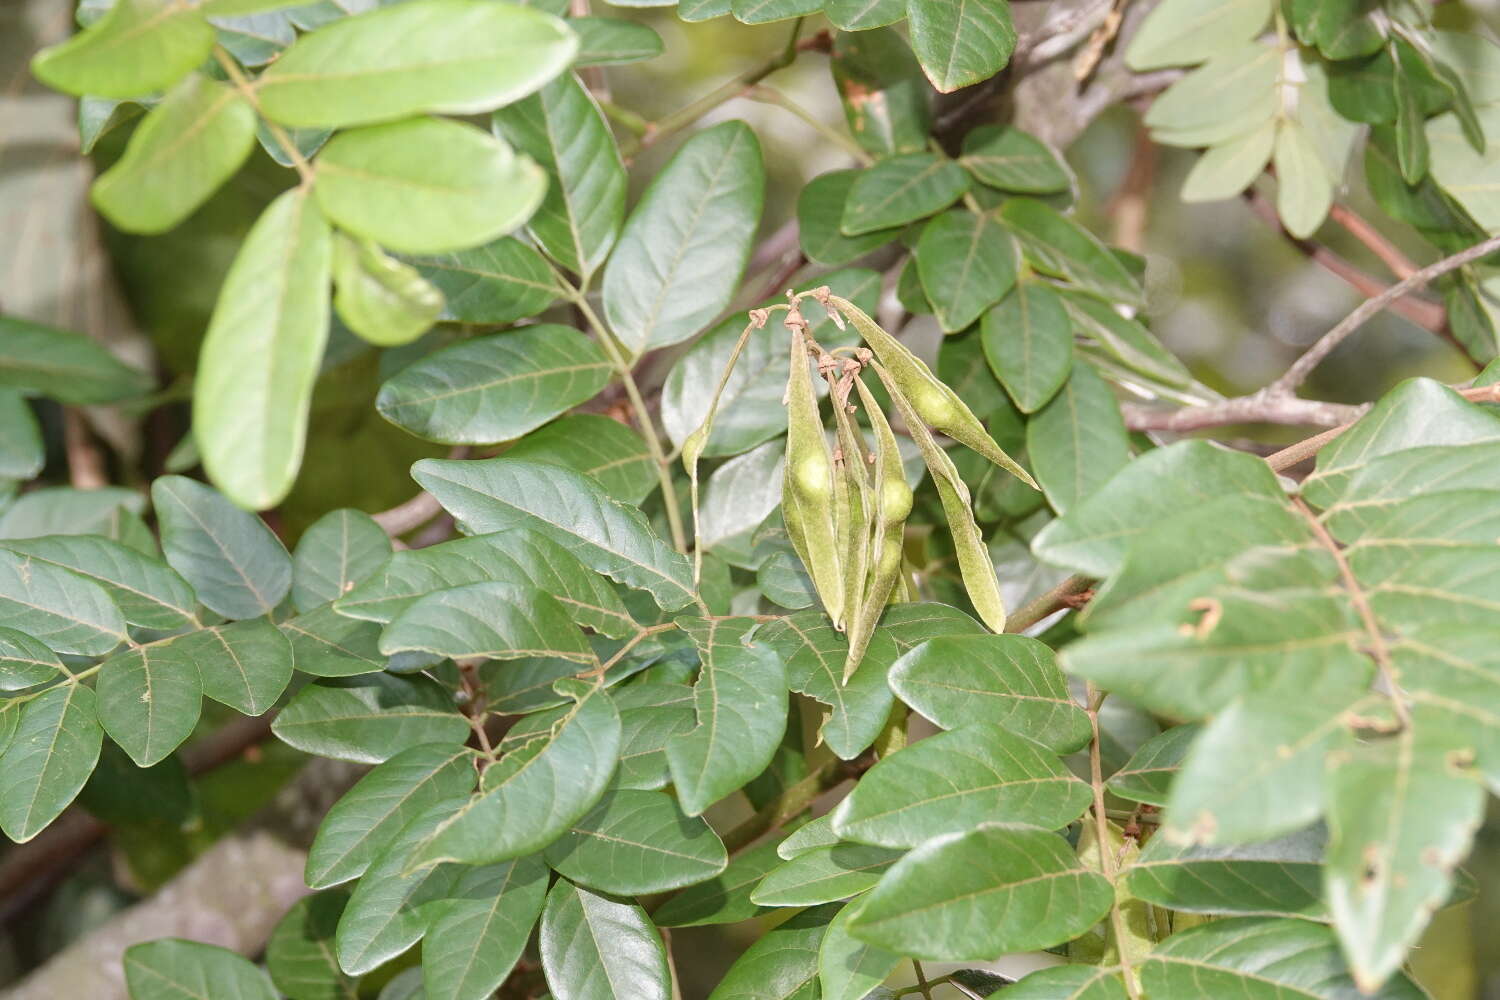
1271, 231, 1500, 394
1244, 192, 1448, 337
1121, 393, 1365, 432
63, 409, 108, 489
1328, 203, 1419, 281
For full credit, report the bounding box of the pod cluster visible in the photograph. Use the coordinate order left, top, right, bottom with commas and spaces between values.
783, 289, 1038, 679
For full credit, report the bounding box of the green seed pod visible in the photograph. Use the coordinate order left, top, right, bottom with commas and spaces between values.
783, 324, 844, 625
874, 360, 1007, 634
826, 293, 1038, 490
844, 375, 911, 680
827, 362, 874, 636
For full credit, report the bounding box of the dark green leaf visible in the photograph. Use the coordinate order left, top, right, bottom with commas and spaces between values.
96, 639, 204, 767
982, 281, 1075, 412
613, 682, 697, 790
380, 580, 594, 663
751, 843, 903, 906
272, 674, 469, 763
842, 154, 969, 235
706, 905, 837, 1000
412, 457, 697, 611
292, 509, 392, 613
424, 856, 550, 1000
1025, 363, 1129, 515
123, 939, 276, 1000
282, 605, 388, 678
267, 891, 360, 1000
0, 683, 103, 841
847, 826, 1113, 959
1106, 724, 1198, 806
916, 210, 1021, 334
1125, 827, 1326, 919
654, 838, 781, 927
414, 679, 620, 866
602, 121, 765, 355
0, 535, 197, 632
493, 74, 625, 279
408, 236, 561, 324
377, 326, 610, 445
960, 125, 1071, 194
540, 879, 671, 1000
153, 475, 293, 620
798, 171, 901, 267
544, 787, 728, 894
999, 198, 1143, 307
818, 903, 902, 1000
0, 547, 125, 657
0, 316, 152, 404
830, 27, 931, 156
504, 416, 657, 506
906, 0, 1016, 93
0, 627, 65, 692
572, 18, 663, 66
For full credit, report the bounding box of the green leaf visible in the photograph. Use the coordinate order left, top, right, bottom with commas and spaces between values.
0, 535, 198, 631
818, 903, 902, 1000
799, 172, 902, 267
0, 683, 102, 841
306, 743, 475, 889
408, 236, 561, 324
292, 509, 392, 613
544, 787, 728, 894
90, 73, 256, 235
756, 611, 900, 761
96, 639, 204, 767
846, 826, 1113, 959
906, 0, 1016, 93
153, 475, 293, 620
282, 605, 388, 678
602, 121, 765, 355
1274, 118, 1335, 239
731, 0, 820, 23
504, 415, 657, 506
841, 153, 969, 235
1144, 43, 1281, 147
0, 316, 152, 404
833, 724, 1090, 847
825, 0, 903, 28
336, 528, 635, 639
998, 198, 1143, 307
1125, 0, 1272, 70
1025, 363, 1129, 515
653, 838, 781, 927
960, 125, 1071, 194
1001, 966, 1128, 999
830, 27, 932, 156
1125, 827, 1326, 919
31, 0, 215, 99
414, 679, 620, 866
699, 440, 784, 548
613, 682, 696, 790
1106, 723, 1198, 806
190, 617, 296, 715
1290, 0, 1384, 59
888, 629, 1092, 746
256, 0, 578, 128
666, 616, 788, 815
493, 74, 626, 280
266, 891, 360, 1000
335, 805, 464, 976
331, 235, 444, 348
376, 326, 611, 445
314, 117, 546, 255
271, 674, 469, 763
660, 268, 878, 458
1139, 918, 1427, 999
915, 210, 1020, 334
1181, 120, 1276, 203
379, 581, 595, 663
540, 879, 671, 1000
412, 457, 697, 612
0, 627, 65, 692
0, 391, 42, 482
572, 18, 663, 66
707, 905, 836, 1000
192, 187, 333, 510
123, 939, 277, 1000
751, 843, 903, 906
1325, 728, 1485, 991
1060, 291, 1192, 392
423, 856, 550, 1000
0, 547, 125, 657
981, 281, 1074, 413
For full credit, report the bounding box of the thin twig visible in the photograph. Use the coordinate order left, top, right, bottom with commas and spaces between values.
1121, 393, 1365, 433
372, 491, 443, 536
1271, 231, 1500, 393
744, 85, 873, 165
1087, 684, 1142, 999
1328, 203, 1418, 280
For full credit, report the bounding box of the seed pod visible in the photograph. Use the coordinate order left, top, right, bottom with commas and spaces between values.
783, 325, 844, 625
844, 374, 912, 680
826, 360, 874, 636
825, 293, 1038, 490
875, 360, 1007, 634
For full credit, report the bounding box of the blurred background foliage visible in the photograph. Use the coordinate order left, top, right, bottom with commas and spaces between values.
4, 0, 1500, 996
